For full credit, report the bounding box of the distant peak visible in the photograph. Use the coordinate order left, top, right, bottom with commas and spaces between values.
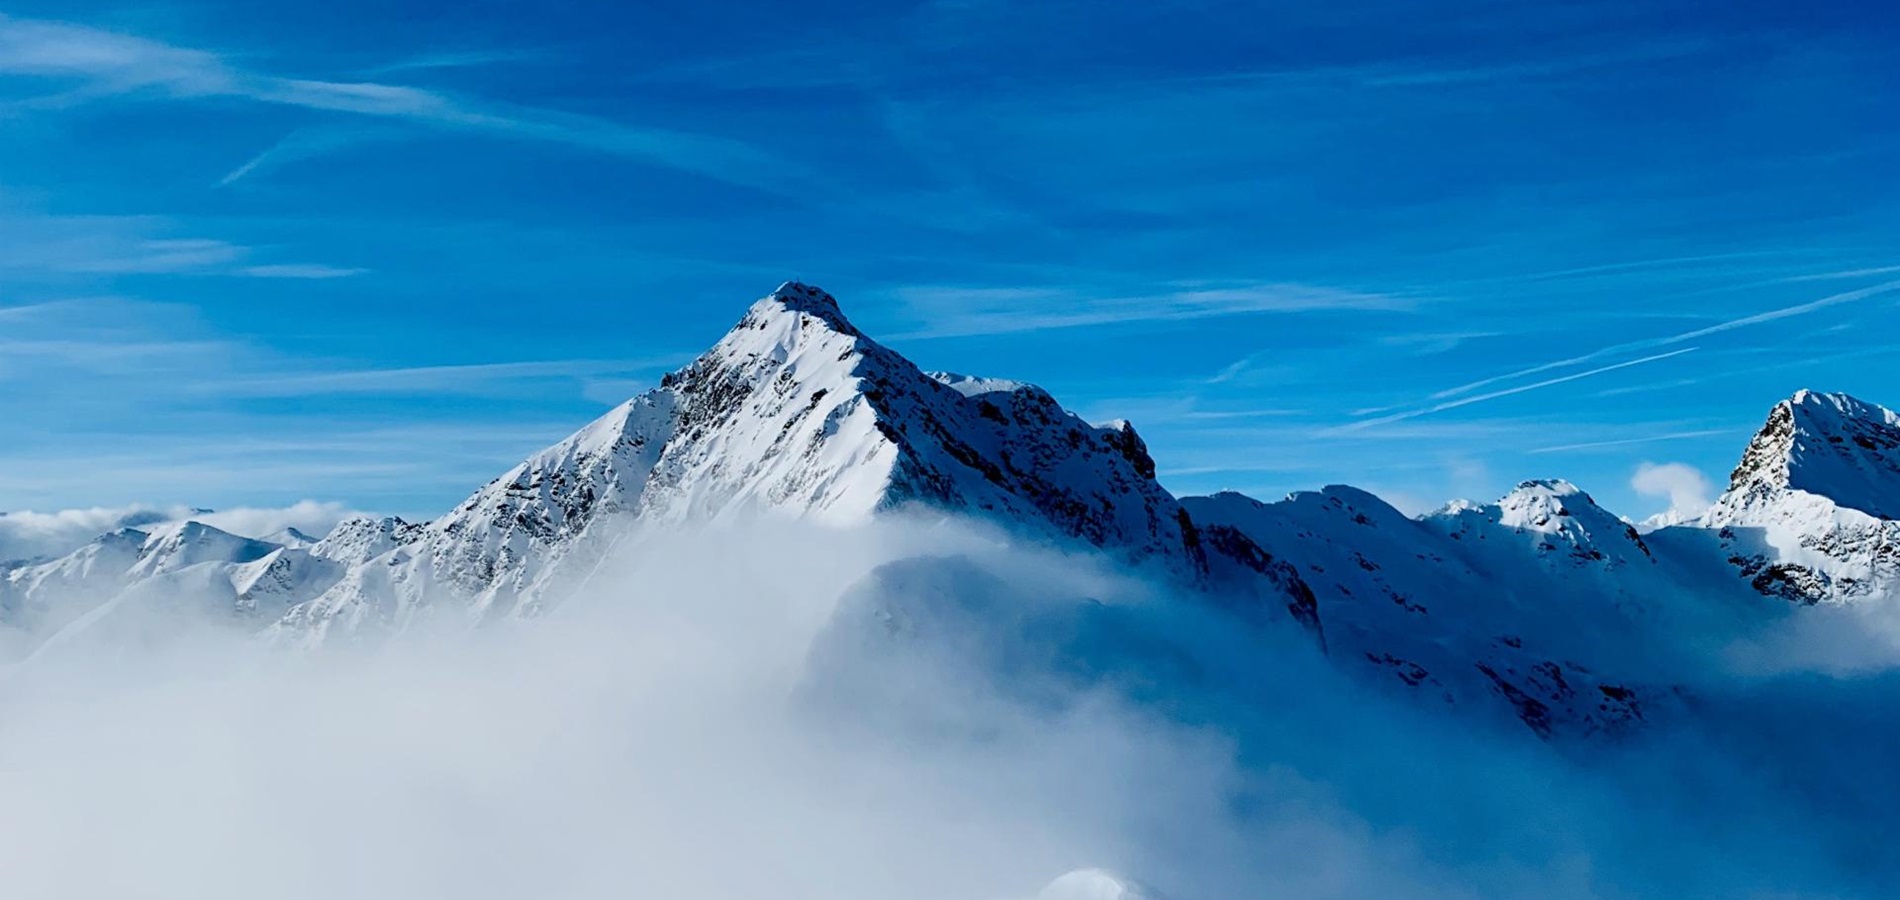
1509, 479, 1585, 498
1498, 479, 1618, 523
328, 513, 413, 532
171, 520, 222, 540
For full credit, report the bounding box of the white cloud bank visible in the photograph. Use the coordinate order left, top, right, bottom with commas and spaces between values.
1, 516, 1897, 898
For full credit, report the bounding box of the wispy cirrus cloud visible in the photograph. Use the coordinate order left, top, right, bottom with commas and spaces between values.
0, 420, 584, 513
360, 48, 551, 77
218, 356, 692, 397
0, 295, 689, 401
1528, 429, 1739, 454
0, 14, 812, 194
0, 212, 363, 279
1426, 278, 1900, 404
888, 282, 1411, 339
1336, 347, 1701, 432
0, 293, 637, 511
1335, 277, 1900, 434
57, 236, 247, 274
236, 263, 370, 279
216, 126, 383, 187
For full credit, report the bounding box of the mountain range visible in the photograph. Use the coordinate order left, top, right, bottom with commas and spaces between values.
5, 282, 1895, 739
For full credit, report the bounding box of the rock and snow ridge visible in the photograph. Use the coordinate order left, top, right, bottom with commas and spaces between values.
6, 282, 1900, 739
1715, 389, 1900, 520
1697, 389, 1900, 604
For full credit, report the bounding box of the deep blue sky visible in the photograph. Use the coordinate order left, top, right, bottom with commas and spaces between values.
1, 0, 1896, 521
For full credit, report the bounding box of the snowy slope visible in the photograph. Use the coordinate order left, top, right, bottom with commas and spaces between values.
0, 527, 148, 638
1182, 484, 1677, 738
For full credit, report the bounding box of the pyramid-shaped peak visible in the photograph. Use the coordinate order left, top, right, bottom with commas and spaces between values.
151, 520, 236, 545
1721, 389, 1900, 519
263, 526, 319, 548
674, 282, 886, 395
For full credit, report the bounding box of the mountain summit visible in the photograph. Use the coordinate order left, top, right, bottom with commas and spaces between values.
1700, 390, 1900, 603
1718, 389, 1900, 521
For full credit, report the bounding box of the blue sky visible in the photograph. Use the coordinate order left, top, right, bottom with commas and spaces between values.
0, 0, 1895, 522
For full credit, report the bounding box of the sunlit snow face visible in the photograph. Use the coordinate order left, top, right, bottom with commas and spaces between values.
3, 515, 1900, 900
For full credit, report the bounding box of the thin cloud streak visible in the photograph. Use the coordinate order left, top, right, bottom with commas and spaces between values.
216, 356, 691, 397
0, 213, 363, 280
360, 48, 549, 77
1528, 429, 1738, 454
57, 237, 246, 274
0, 14, 811, 194
889, 283, 1411, 339
1206, 351, 1270, 385
236, 264, 370, 279
1337, 347, 1700, 432
1427, 279, 1900, 402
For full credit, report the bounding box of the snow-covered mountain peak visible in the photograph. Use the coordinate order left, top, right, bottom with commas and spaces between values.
762, 280, 855, 334
262, 526, 319, 549
1427, 479, 1653, 572
128, 521, 277, 578
310, 515, 424, 565
1498, 479, 1596, 527
1694, 391, 1900, 604
697, 281, 865, 368
1720, 389, 1900, 520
